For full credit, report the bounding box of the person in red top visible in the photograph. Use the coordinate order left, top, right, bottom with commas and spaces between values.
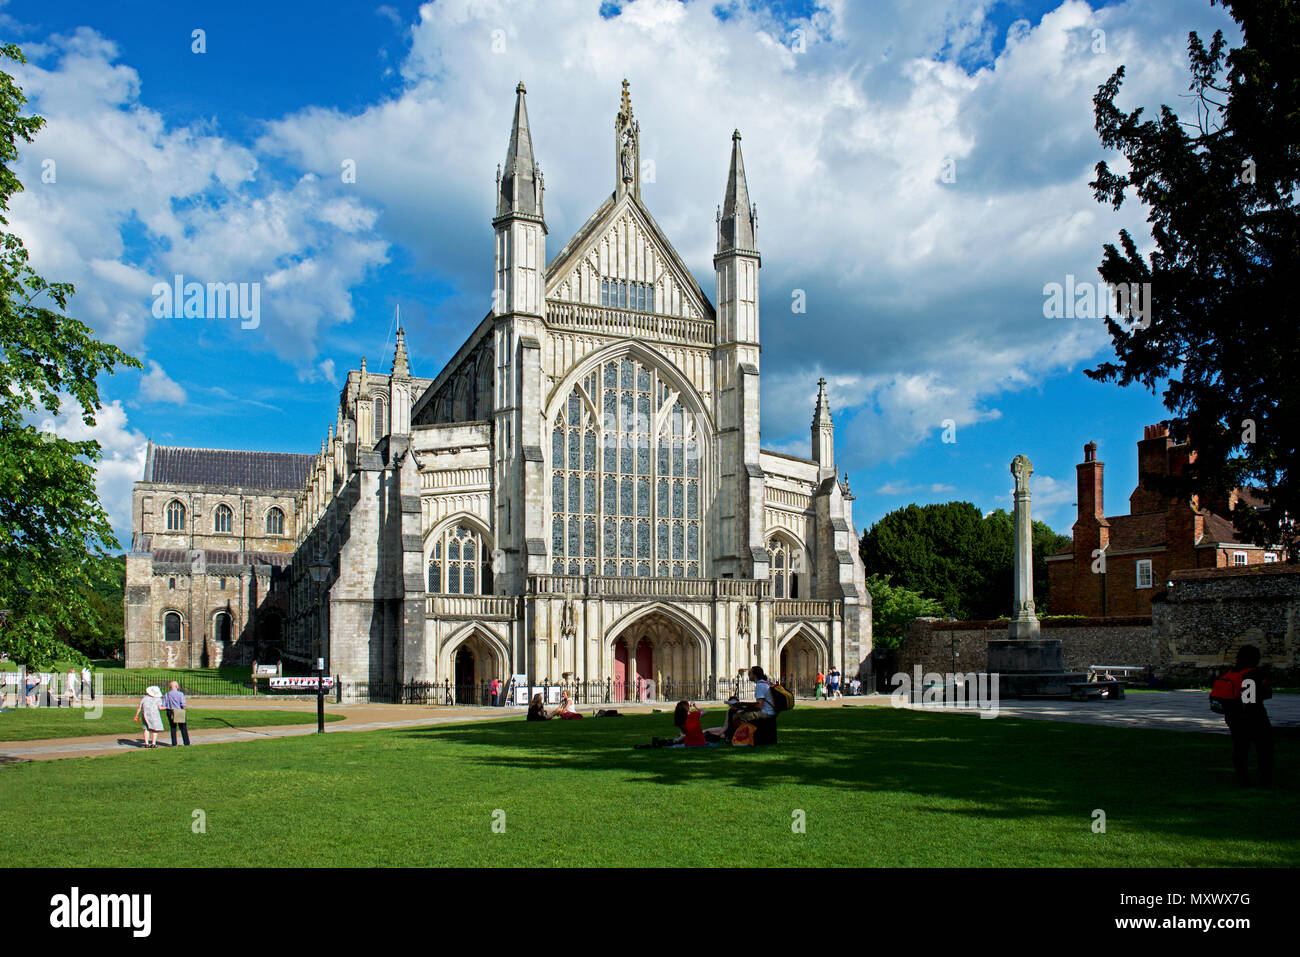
489, 677, 501, 707
1212, 645, 1274, 788
673, 700, 707, 747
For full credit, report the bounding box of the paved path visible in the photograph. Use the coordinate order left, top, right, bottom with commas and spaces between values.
3, 691, 1295, 763
880, 689, 1300, 732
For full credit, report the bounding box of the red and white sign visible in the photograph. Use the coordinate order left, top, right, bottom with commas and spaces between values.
268, 676, 333, 691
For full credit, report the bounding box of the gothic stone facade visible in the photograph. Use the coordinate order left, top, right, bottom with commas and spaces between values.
126, 82, 872, 693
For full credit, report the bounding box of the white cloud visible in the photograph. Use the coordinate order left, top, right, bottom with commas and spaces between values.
37, 397, 149, 549
138, 360, 187, 404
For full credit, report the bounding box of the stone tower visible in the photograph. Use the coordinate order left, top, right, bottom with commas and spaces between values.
713, 129, 766, 580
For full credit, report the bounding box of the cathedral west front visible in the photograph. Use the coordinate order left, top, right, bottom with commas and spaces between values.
124, 81, 871, 698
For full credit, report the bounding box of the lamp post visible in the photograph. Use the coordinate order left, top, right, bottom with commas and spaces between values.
307, 555, 331, 734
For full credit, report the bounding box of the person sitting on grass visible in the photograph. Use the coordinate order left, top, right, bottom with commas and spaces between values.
722, 666, 776, 741
552, 688, 583, 719
526, 694, 549, 721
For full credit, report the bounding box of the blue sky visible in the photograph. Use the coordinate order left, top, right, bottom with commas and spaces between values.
3, 0, 1234, 548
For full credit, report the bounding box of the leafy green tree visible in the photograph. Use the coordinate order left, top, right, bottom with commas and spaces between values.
865, 574, 944, 650
0, 46, 140, 667
1088, 0, 1298, 556
859, 502, 1072, 620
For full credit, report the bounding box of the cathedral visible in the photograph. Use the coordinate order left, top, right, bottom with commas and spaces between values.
124, 81, 871, 697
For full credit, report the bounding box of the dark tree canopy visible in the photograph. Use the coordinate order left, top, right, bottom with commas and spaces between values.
1088, 0, 1298, 556
858, 502, 1071, 621
0, 45, 141, 667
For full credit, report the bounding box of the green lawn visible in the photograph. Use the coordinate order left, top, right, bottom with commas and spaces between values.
0, 707, 1295, 867
0, 706, 342, 742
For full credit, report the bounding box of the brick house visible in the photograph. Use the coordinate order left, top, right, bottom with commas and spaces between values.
1046, 424, 1284, 617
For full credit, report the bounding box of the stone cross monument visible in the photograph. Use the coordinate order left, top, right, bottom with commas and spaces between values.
1008, 454, 1041, 639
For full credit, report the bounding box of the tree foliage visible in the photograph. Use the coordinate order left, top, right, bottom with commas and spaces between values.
1087, 0, 1298, 555
0, 45, 141, 667
864, 574, 944, 650
859, 502, 1071, 620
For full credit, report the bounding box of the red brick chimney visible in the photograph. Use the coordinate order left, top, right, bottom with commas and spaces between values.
1130, 422, 1173, 513
1071, 441, 1110, 614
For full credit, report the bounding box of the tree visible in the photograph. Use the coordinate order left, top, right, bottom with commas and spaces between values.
859, 502, 1072, 619
1088, 0, 1298, 556
0, 45, 141, 667
864, 574, 944, 650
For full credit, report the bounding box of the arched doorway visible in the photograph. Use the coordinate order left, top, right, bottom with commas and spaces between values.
779, 630, 823, 696
455, 646, 476, 702
441, 628, 507, 706
214, 612, 232, 666
608, 608, 706, 701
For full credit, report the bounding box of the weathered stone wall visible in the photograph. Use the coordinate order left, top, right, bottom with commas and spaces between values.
1153, 563, 1299, 680
899, 616, 1156, 678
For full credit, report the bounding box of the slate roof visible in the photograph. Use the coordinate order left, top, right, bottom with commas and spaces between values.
152, 548, 292, 568
146, 445, 315, 491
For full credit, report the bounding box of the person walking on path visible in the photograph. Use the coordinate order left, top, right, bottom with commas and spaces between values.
828, 668, 842, 699
815, 670, 826, 700
1212, 645, 1274, 788
163, 681, 190, 747
65, 669, 77, 705
489, 676, 501, 707
134, 686, 165, 748
80, 664, 92, 701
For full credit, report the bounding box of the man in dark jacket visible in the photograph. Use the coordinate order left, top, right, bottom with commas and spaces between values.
1213, 645, 1273, 788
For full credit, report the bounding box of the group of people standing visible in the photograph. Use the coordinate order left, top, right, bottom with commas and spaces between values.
813, 668, 843, 700
133, 682, 191, 748
19, 666, 93, 707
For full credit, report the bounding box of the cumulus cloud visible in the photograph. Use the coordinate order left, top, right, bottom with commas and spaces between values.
138, 360, 187, 404
37, 397, 149, 549
256, 0, 1236, 470
7, 28, 389, 366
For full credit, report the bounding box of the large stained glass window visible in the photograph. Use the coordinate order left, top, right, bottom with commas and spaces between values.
551, 357, 702, 578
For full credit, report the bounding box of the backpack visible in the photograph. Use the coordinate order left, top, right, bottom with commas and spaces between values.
1209, 674, 1238, 714
768, 681, 794, 713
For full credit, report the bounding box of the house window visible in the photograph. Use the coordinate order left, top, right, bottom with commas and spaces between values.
1233, 551, 1248, 566
1264, 552, 1278, 564
168, 578, 176, 590
164, 612, 181, 642
165, 499, 186, 532
214, 504, 233, 533
219, 578, 226, 591
266, 507, 285, 536
427, 524, 493, 595
1135, 559, 1153, 589
550, 357, 702, 579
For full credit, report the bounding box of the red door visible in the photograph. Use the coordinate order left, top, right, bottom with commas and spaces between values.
635, 640, 653, 701
613, 640, 628, 702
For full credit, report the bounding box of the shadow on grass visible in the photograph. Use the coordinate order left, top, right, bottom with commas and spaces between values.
395, 707, 1299, 857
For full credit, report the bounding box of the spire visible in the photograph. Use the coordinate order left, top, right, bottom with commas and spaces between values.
497, 81, 542, 219
812, 377, 832, 430
392, 327, 410, 379
811, 377, 834, 475
718, 129, 756, 253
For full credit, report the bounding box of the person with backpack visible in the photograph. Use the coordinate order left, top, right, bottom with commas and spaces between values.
1210, 645, 1274, 788
722, 666, 792, 742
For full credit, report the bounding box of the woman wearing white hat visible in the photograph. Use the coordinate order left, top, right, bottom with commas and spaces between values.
134, 686, 165, 748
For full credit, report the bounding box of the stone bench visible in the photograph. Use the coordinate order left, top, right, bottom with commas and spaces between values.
1068, 680, 1125, 702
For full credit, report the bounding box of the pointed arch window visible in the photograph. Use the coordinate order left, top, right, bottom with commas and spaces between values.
600, 280, 654, 313
214, 504, 234, 533
768, 535, 802, 599
373, 395, 388, 440
427, 524, 493, 595
266, 507, 285, 536
165, 500, 187, 532
551, 356, 701, 578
